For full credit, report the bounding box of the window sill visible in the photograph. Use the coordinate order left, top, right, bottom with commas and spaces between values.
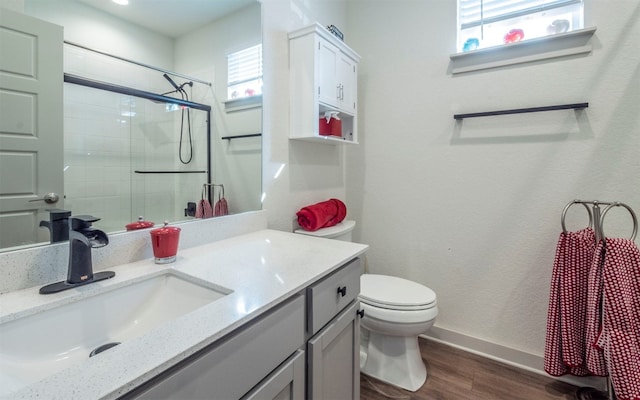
449, 26, 596, 74
223, 95, 262, 113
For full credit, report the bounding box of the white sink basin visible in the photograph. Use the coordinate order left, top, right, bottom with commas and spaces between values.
0, 271, 232, 396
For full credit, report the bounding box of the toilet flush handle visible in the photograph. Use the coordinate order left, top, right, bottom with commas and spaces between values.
337, 286, 347, 297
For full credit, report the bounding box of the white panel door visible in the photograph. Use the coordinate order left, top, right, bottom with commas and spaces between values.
0, 8, 64, 249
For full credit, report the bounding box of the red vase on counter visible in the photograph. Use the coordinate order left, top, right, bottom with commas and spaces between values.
150, 222, 181, 264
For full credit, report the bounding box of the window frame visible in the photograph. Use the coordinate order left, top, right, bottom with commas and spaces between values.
226, 43, 263, 102
457, 0, 585, 53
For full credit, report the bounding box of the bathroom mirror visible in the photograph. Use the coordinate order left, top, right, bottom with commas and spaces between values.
0, 0, 262, 252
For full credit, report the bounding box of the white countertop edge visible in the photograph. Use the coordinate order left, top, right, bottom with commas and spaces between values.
0, 229, 368, 400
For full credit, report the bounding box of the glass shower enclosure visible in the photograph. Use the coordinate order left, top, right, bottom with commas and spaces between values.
63, 74, 211, 234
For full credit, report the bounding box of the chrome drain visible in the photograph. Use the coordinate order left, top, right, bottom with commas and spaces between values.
89, 342, 121, 358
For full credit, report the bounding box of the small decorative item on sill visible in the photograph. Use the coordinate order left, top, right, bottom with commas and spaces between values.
326, 25, 344, 41
463, 38, 480, 52
547, 19, 570, 34
504, 29, 524, 44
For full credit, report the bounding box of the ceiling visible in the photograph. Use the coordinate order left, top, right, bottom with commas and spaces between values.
75, 0, 256, 38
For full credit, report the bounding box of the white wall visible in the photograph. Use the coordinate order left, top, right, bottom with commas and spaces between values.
344, 0, 639, 379
24, 0, 173, 69
261, 0, 351, 231
174, 3, 262, 215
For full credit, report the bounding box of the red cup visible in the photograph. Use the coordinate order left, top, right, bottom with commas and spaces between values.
150, 222, 181, 264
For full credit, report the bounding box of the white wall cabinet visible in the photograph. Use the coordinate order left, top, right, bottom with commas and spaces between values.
317, 39, 357, 115
289, 23, 361, 144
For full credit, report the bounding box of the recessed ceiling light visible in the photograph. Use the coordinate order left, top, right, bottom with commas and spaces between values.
112, 0, 129, 5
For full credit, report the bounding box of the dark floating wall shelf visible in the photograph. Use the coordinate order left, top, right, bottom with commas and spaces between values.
453, 102, 588, 120
134, 170, 207, 174
221, 133, 262, 140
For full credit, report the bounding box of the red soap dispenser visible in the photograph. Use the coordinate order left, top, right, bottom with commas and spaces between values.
150, 221, 181, 264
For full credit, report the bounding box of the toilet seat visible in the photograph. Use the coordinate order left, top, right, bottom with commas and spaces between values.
360, 274, 437, 311
360, 301, 438, 324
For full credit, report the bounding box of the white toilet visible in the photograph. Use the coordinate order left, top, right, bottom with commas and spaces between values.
294, 220, 438, 392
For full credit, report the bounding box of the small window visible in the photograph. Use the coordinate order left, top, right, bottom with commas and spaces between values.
457, 0, 584, 52
227, 44, 263, 100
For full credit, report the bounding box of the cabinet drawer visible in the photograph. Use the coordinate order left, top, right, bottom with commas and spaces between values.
307, 257, 361, 334
124, 295, 305, 400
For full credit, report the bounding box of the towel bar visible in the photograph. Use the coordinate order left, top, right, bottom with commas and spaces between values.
453, 102, 588, 120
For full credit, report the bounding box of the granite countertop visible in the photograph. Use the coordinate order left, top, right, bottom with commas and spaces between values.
0, 229, 368, 399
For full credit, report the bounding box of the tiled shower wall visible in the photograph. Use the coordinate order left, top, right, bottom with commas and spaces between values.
63, 46, 208, 233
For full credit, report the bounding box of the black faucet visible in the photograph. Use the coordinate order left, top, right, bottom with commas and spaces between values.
40, 215, 115, 294
39, 209, 72, 243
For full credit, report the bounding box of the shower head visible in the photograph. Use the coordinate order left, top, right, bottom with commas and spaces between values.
163, 73, 180, 91
179, 81, 193, 90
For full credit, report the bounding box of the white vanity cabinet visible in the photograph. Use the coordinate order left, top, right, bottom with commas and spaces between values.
289, 23, 361, 144
306, 257, 362, 400
122, 295, 305, 400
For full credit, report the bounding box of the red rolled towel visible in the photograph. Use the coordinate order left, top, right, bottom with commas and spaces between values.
296, 199, 347, 231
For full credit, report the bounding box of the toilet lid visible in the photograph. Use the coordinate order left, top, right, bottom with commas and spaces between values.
360, 274, 436, 310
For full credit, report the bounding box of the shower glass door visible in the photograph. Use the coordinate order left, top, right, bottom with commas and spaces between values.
63, 84, 209, 233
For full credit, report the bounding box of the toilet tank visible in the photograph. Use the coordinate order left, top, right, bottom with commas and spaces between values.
294, 220, 355, 242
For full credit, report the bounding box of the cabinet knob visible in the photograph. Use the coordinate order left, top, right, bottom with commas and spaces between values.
357, 309, 365, 319
337, 286, 347, 297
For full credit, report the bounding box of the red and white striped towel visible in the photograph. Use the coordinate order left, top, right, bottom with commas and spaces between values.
544, 227, 595, 376
597, 238, 640, 400
195, 198, 213, 219
585, 240, 608, 376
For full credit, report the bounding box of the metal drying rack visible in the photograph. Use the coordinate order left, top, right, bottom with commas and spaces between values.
561, 199, 638, 400
562, 200, 638, 242
202, 183, 224, 203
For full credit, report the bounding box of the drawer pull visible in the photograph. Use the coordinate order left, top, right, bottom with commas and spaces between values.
337, 286, 347, 297
357, 309, 365, 319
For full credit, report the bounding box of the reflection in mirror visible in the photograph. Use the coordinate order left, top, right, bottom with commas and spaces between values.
1, 0, 262, 252
63, 76, 211, 235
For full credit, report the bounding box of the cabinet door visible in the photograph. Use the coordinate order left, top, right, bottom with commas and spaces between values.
242, 350, 305, 400
307, 301, 360, 400
317, 38, 340, 109
337, 54, 357, 114
123, 295, 304, 400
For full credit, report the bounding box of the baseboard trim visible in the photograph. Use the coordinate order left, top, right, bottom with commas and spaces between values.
421, 326, 606, 390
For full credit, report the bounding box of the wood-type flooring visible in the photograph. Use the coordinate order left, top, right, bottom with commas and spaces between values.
360, 338, 582, 400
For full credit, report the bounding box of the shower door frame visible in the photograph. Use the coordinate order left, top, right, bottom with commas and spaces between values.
63, 73, 214, 205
